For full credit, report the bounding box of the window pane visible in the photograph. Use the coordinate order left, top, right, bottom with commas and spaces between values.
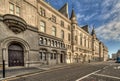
61, 30, 64, 39
10, 3, 14, 10
40, 21, 45, 32
16, 6, 20, 16
52, 27, 56, 36
39, 37, 43, 45
9, 3, 14, 14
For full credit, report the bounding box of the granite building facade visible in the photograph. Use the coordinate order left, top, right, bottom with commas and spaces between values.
0, 0, 108, 68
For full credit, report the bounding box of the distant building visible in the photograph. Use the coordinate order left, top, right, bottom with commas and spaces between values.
117, 50, 120, 57
112, 53, 117, 60
0, 0, 108, 68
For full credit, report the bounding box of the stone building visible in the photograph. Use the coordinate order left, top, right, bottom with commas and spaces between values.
116, 50, 120, 58
0, 0, 108, 68
112, 53, 117, 60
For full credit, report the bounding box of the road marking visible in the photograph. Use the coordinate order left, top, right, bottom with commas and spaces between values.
93, 73, 120, 80
75, 70, 101, 81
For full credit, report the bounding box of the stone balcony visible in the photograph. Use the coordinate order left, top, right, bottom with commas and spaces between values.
3, 14, 27, 34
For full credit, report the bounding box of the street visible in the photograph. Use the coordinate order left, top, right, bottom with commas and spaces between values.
2, 61, 120, 81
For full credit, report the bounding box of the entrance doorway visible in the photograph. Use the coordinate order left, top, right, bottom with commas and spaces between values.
8, 43, 24, 67
60, 54, 63, 63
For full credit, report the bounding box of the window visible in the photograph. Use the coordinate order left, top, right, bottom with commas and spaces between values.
39, 37, 44, 45
16, 6, 20, 16
61, 43, 63, 48
54, 41, 57, 47
68, 33, 71, 41
48, 40, 51, 46
9, 3, 14, 14
52, 26, 56, 36
61, 30, 64, 39
68, 25, 71, 31
58, 42, 60, 47
44, 38, 47, 45
61, 21, 64, 27
51, 15, 56, 23
51, 53, 53, 59
51, 40, 54, 47
80, 34, 82, 46
9, 3, 20, 16
39, 50, 46, 60
84, 37, 86, 47
88, 39, 89, 48
40, 21, 46, 32
40, 7, 45, 17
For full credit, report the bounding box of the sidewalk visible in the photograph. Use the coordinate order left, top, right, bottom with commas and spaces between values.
0, 63, 68, 80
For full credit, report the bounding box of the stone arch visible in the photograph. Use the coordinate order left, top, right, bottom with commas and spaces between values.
1, 37, 30, 67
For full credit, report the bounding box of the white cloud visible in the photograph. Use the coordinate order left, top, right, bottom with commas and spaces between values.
76, 14, 85, 19
95, 0, 120, 41
84, 13, 97, 21
96, 21, 120, 41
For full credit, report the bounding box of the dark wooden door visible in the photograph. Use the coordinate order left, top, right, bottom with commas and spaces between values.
8, 44, 24, 67
60, 54, 63, 63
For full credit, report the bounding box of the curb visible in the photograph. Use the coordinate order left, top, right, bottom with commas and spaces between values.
1, 64, 71, 81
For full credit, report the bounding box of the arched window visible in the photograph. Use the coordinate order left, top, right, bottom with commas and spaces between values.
39, 37, 43, 45
58, 42, 60, 48
51, 40, 54, 47
61, 43, 62, 48
48, 39, 51, 46
54, 41, 57, 47
44, 38, 47, 45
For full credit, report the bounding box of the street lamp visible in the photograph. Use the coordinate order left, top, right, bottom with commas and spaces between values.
2, 48, 5, 78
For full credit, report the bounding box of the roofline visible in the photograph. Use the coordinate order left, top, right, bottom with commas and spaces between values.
38, 0, 71, 23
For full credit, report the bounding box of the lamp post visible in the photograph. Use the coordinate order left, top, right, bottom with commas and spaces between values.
2, 48, 5, 78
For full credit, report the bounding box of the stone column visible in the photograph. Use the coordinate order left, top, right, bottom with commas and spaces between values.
2, 48, 7, 67
25, 50, 29, 67
64, 52, 67, 63
47, 51, 51, 65
57, 52, 60, 64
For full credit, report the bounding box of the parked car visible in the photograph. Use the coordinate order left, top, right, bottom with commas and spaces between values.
116, 57, 120, 63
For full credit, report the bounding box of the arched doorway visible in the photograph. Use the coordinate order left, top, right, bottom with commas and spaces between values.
8, 43, 24, 67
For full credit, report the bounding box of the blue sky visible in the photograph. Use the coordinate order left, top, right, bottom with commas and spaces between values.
45, 0, 120, 57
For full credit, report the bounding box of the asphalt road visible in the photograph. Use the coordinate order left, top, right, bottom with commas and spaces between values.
6, 62, 107, 81
80, 62, 120, 81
